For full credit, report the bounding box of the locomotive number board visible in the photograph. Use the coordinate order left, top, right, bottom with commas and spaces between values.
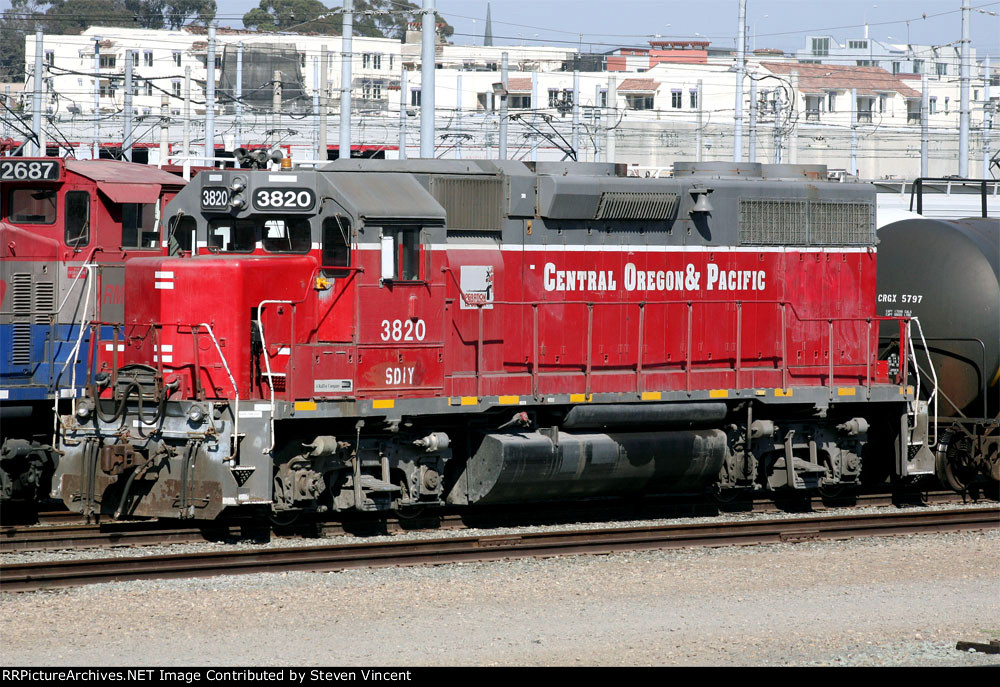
200, 186, 231, 210
0, 159, 62, 182
251, 187, 316, 212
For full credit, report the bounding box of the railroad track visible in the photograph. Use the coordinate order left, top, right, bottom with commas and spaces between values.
0, 490, 990, 554
1, 507, 996, 593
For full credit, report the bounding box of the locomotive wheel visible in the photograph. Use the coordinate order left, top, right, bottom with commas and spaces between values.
268, 510, 302, 527
937, 434, 977, 492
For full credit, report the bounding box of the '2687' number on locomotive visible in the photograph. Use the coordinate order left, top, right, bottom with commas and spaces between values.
380, 319, 426, 342
252, 188, 316, 211
0, 160, 61, 181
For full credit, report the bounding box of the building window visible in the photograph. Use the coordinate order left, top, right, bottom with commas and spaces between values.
811, 37, 829, 57
929, 97, 937, 115
372, 53, 381, 69
600, 89, 607, 108
144, 50, 153, 67
944, 97, 950, 113
44, 50, 54, 66
892, 62, 900, 74
410, 88, 421, 106
172, 80, 181, 97
362, 53, 371, 69
913, 59, 923, 74
856, 60, 874, 67
548, 88, 559, 107
878, 94, 888, 112
100, 54, 116, 69
299, 53, 306, 68
132, 80, 139, 96
857, 96, 873, 122
389, 55, 394, 71
132, 52, 139, 67
625, 94, 654, 110
509, 94, 532, 109
671, 89, 682, 108
145, 81, 153, 96
214, 55, 221, 69
848, 40, 868, 50
805, 94, 822, 120
827, 92, 837, 112
907, 100, 921, 124
689, 89, 698, 108
173, 51, 181, 67
99, 80, 116, 98
936, 62, 947, 76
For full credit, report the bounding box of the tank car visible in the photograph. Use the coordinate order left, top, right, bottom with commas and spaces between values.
49, 159, 933, 521
876, 215, 999, 490
0, 158, 185, 502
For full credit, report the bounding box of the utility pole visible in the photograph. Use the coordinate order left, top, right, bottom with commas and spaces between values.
748, 77, 757, 162
499, 51, 508, 159
733, 0, 747, 162
319, 46, 328, 162
272, 70, 282, 158
183, 66, 191, 159
419, 0, 435, 158
313, 55, 320, 160
850, 87, 858, 176
32, 31, 43, 156
93, 36, 101, 159
235, 43, 243, 153
571, 70, 580, 157
341, 0, 354, 160
696, 79, 703, 162
399, 69, 408, 159
158, 94, 169, 166
921, 72, 929, 177
123, 50, 133, 161
984, 56, 992, 177
456, 72, 463, 159
606, 74, 615, 163
788, 70, 798, 163
959, 0, 970, 177
530, 72, 538, 161
594, 84, 602, 162
772, 88, 783, 163
205, 22, 216, 166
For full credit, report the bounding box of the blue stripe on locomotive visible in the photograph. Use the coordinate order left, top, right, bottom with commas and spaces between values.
0, 323, 110, 401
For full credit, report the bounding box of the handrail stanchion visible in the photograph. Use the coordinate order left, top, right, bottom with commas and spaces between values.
828, 318, 834, 396
735, 302, 742, 390
636, 303, 645, 394
585, 303, 594, 398
532, 303, 539, 399
780, 302, 788, 391
865, 318, 872, 398
476, 303, 484, 399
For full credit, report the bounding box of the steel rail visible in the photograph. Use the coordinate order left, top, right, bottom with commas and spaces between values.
0, 491, 987, 554
2, 507, 996, 593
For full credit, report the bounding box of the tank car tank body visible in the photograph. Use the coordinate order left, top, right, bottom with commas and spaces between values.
876, 216, 999, 489
50, 159, 933, 521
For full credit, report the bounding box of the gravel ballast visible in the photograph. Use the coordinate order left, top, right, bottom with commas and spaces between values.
2, 528, 997, 666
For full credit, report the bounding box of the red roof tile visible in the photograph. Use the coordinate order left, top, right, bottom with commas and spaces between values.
761, 62, 920, 98
617, 78, 661, 92
507, 77, 532, 92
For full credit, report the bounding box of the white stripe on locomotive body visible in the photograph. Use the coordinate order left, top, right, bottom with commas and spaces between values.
268, 174, 298, 183
154, 282, 174, 290
154, 271, 174, 279
353, 243, 875, 254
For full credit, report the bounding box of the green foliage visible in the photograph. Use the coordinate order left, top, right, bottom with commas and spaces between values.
242, 0, 338, 34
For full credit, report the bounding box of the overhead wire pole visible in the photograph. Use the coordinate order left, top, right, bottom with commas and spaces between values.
93, 36, 100, 159
456, 72, 463, 160
272, 70, 282, 158
530, 71, 538, 161
594, 84, 602, 162
696, 79, 703, 162
850, 87, 858, 176
205, 22, 216, 166
235, 43, 243, 154
606, 74, 615, 163
32, 30, 43, 156
984, 56, 992, 177
399, 68, 408, 159
123, 50, 133, 161
748, 77, 757, 162
959, 0, 971, 177
921, 72, 929, 177
733, 0, 747, 162
183, 66, 191, 160
499, 51, 508, 159
340, 0, 354, 160
419, 0, 435, 158
571, 70, 580, 156
313, 55, 320, 160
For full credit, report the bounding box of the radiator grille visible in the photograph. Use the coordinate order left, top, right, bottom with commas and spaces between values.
11, 273, 32, 315
429, 176, 504, 232
595, 191, 678, 220
739, 199, 807, 244
32, 281, 55, 324
740, 199, 874, 246
808, 201, 874, 245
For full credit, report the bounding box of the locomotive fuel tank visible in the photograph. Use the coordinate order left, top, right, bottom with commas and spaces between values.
876, 217, 998, 418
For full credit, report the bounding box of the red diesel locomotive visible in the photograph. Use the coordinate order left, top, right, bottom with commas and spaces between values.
51, 159, 935, 521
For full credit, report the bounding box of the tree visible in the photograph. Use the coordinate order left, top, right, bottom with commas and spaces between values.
163, 0, 216, 30
242, 0, 338, 34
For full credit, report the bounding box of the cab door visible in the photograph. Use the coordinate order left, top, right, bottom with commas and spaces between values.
355, 223, 446, 399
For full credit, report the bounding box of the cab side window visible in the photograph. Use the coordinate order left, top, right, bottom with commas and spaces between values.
65, 191, 90, 247
121, 203, 158, 249
168, 215, 196, 254
382, 226, 420, 281
321, 217, 351, 277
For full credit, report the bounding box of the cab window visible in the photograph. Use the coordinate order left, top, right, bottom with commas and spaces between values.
9, 188, 57, 224
168, 214, 196, 254
382, 226, 421, 281
65, 191, 90, 247
321, 217, 351, 277
262, 218, 311, 253
207, 218, 255, 252
121, 203, 158, 249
